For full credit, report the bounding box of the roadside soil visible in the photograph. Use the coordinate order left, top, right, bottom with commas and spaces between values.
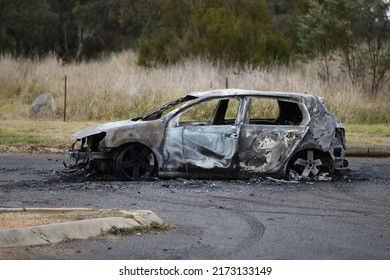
0, 209, 125, 231
0, 145, 63, 154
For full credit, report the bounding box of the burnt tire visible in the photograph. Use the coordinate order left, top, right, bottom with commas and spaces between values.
288, 150, 324, 180
114, 143, 156, 180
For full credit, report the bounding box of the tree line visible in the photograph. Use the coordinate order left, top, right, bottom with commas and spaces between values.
0, 0, 389, 93
0, 0, 154, 61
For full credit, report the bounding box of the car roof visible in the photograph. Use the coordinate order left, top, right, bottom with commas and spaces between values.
188, 89, 316, 102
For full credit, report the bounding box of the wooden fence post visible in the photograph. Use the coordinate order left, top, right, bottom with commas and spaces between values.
64, 75, 67, 122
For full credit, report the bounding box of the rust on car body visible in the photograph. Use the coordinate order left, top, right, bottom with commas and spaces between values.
65, 89, 348, 180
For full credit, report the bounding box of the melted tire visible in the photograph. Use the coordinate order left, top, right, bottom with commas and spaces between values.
114, 143, 156, 180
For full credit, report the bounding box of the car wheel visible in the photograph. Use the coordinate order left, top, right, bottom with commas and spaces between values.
114, 143, 156, 180
288, 150, 323, 180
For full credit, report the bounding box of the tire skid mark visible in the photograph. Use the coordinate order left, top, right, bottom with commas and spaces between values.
55, 183, 377, 219
210, 194, 373, 217
222, 211, 265, 258
102, 188, 267, 258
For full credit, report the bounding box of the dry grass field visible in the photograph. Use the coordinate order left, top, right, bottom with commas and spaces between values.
1, 51, 389, 123
0, 51, 389, 151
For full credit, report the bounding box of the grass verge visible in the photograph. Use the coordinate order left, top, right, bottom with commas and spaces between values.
345, 124, 390, 147
0, 119, 97, 153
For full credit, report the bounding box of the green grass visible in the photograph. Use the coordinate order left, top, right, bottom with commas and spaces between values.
105, 225, 149, 236
150, 221, 169, 231
0, 128, 48, 146
0, 119, 97, 152
344, 123, 390, 147
105, 222, 170, 236
345, 124, 390, 137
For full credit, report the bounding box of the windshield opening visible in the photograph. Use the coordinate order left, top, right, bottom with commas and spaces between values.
132, 95, 198, 121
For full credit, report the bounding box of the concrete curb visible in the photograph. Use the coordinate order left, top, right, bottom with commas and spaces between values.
0, 208, 165, 248
346, 146, 390, 157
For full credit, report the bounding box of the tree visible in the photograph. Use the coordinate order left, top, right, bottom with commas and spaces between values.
0, 0, 154, 60
297, 1, 340, 83
354, 0, 390, 93
138, 0, 292, 67
71, 0, 155, 61
0, 0, 59, 56
266, 0, 310, 51
297, 0, 390, 94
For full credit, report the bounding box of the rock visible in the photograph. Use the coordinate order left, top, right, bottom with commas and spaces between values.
31, 93, 57, 118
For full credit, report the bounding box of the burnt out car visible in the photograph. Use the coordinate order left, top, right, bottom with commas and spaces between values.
65, 89, 348, 180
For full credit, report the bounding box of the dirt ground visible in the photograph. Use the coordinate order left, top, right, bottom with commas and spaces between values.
0, 209, 125, 231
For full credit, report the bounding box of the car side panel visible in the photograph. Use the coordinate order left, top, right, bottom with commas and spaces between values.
238, 125, 309, 174
162, 126, 187, 172
182, 124, 240, 171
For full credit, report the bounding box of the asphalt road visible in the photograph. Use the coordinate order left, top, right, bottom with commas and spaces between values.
0, 153, 389, 260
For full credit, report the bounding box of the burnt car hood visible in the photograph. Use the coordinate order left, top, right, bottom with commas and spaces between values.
73, 119, 136, 139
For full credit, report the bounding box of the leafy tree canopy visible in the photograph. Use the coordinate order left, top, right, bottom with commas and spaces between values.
138, 0, 292, 67
297, 0, 390, 93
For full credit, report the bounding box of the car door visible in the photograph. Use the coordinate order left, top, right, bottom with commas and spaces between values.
164, 97, 241, 175
238, 96, 309, 174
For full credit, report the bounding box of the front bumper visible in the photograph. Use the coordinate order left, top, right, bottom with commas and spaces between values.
66, 148, 113, 161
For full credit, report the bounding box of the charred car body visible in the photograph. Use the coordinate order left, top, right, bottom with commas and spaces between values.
66, 89, 348, 180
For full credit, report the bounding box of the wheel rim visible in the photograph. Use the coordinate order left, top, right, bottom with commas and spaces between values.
115, 144, 155, 179
293, 150, 322, 180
